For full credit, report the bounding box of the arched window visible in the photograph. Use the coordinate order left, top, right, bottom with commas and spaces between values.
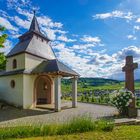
10, 80, 15, 88
13, 59, 17, 69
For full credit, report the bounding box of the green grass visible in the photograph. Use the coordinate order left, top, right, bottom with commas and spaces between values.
17, 125, 140, 140
0, 117, 114, 139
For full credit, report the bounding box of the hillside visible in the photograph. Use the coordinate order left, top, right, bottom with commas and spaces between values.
62, 77, 120, 86
61, 78, 140, 94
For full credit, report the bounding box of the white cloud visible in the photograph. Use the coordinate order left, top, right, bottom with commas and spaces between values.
136, 18, 140, 23
14, 16, 30, 29
134, 25, 140, 31
93, 10, 134, 21
7, 0, 32, 9
57, 35, 76, 42
114, 46, 140, 60
127, 35, 136, 40
81, 35, 101, 43
0, 17, 18, 31
0, 40, 12, 54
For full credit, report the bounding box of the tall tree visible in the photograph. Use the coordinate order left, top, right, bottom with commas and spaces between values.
0, 26, 8, 70
0, 26, 7, 48
0, 53, 6, 70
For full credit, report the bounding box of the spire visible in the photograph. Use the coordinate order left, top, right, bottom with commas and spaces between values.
29, 11, 41, 33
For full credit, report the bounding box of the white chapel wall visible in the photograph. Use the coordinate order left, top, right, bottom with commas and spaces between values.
23, 74, 37, 109
25, 53, 44, 70
6, 53, 25, 71
0, 74, 23, 107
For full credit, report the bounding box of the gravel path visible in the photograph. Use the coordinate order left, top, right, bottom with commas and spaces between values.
0, 102, 117, 127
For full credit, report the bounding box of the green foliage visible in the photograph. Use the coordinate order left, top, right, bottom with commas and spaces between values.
91, 95, 95, 102
95, 119, 114, 132
81, 94, 85, 102
0, 53, 6, 70
0, 26, 8, 48
0, 117, 114, 139
111, 89, 134, 115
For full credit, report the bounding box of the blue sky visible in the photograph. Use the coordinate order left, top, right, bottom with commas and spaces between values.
0, 0, 140, 80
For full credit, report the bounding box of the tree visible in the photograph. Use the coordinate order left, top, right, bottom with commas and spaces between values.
0, 53, 6, 70
0, 26, 7, 70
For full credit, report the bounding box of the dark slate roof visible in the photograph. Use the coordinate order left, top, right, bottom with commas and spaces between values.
29, 14, 41, 33
0, 69, 34, 77
0, 60, 79, 77
32, 59, 79, 76
7, 38, 31, 57
0, 69, 25, 76
7, 13, 52, 58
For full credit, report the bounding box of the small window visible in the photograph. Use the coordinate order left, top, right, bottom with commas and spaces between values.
10, 80, 15, 88
13, 59, 17, 69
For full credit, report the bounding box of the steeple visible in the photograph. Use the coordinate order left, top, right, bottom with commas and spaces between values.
29, 11, 41, 33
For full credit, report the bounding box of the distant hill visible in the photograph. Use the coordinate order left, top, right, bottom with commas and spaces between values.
62, 77, 121, 87
135, 79, 140, 82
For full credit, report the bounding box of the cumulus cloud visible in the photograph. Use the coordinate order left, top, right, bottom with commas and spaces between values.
114, 46, 140, 60
0, 17, 18, 31
81, 35, 101, 43
14, 16, 30, 29
127, 35, 136, 40
7, 0, 32, 9
93, 10, 134, 21
136, 18, 140, 23
134, 25, 140, 31
57, 35, 76, 42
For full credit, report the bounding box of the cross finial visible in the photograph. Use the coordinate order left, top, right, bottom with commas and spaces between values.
33, 10, 36, 16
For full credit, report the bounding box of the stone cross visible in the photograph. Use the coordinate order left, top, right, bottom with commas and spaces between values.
122, 56, 138, 108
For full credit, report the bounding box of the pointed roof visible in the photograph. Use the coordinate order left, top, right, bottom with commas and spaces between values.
29, 11, 41, 33
32, 59, 79, 76
7, 12, 53, 58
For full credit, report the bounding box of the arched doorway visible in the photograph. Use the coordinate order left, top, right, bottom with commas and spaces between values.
34, 75, 52, 105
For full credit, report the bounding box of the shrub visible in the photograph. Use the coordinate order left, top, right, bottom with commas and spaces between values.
91, 96, 95, 102
81, 94, 85, 102
0, 117, 114, 139
86, 96, 90, 102
110, 89, 134, 116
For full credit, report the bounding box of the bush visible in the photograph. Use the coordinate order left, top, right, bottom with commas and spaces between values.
86, 96, 90, 102
110, 89, 134, 116
0, 117, 114, 139
91, 96, 95, 102
81, 94, 85, 102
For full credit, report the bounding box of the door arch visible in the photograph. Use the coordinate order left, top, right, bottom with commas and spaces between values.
34, 75, 52, 105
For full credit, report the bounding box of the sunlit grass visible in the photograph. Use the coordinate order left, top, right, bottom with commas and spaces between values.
17, 125, 140, 140
0, 116, 114, 139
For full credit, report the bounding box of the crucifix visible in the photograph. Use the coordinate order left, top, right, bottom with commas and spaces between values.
122, 56, 138, 117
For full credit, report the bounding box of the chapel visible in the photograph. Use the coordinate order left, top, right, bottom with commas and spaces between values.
0, 12, 79, 111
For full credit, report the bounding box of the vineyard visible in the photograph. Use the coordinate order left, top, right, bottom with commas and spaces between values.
61, 78, 140, 108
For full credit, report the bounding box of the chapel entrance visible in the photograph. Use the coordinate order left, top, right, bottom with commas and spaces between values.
35, 76, 52, 105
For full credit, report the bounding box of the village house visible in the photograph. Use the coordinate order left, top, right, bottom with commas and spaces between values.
0, 12, 79, 111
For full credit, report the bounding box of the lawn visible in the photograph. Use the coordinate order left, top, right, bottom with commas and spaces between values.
18, 125, 140, 140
